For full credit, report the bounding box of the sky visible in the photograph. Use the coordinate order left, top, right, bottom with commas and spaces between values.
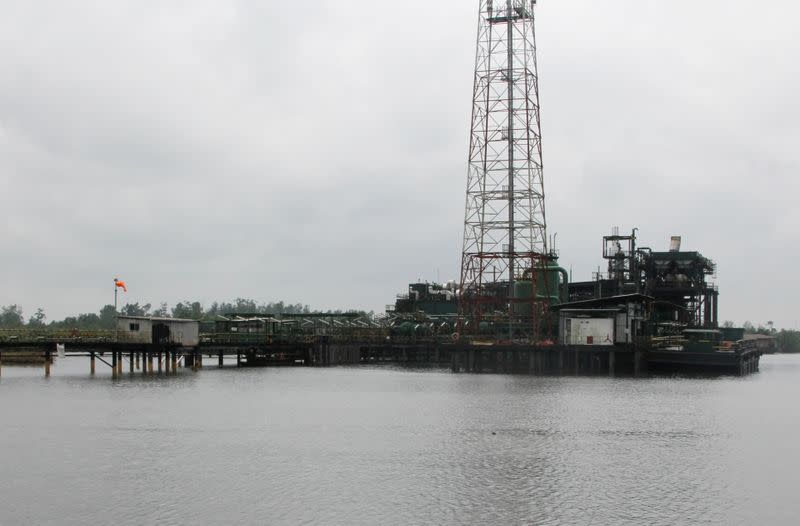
1, 0, 798, 328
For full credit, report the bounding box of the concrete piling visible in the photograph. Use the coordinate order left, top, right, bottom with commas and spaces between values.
609, 350, 616, 377
634, 350, 645, 377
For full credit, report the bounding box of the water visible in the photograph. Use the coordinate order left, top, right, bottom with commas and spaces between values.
1, 355, 799, 525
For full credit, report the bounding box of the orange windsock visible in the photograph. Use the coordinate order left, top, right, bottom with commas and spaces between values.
114, 278, 128, 292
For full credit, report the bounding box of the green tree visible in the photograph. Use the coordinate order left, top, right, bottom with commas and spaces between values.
172, 301, 204, 319
120, 302, 151, 317
28, 307, 46, 327
98, 305, 117, 329
0, 305, 24, 328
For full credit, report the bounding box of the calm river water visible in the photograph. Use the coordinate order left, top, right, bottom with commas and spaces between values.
1, 354, 799, 525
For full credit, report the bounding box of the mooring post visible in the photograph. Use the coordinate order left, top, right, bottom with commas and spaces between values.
89, 352, 95, 375
634, 350, 644, 377
44, 350, 51, 377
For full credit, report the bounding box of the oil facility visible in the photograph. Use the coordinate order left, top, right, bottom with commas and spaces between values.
0, 1, 761, 377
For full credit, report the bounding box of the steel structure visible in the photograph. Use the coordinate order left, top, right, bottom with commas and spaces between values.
459, 0, 550, 336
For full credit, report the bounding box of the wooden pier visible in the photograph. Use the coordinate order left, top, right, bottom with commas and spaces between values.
0, 336, 762, 379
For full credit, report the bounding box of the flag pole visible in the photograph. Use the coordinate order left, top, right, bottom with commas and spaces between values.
114, 280, 118, 342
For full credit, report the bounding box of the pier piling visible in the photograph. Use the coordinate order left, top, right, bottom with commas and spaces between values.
609, 350, 616, 377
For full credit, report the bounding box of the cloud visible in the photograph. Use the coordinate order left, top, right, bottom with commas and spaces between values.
1, 0, 798, 328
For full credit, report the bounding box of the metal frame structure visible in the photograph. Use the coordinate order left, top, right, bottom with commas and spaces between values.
459, 0, 549, 338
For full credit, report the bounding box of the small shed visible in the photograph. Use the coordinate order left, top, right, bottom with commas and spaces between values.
553, 294, 652, 346
117, 316, 200, 347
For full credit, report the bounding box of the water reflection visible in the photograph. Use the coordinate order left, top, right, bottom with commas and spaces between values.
0, 356, 796, 525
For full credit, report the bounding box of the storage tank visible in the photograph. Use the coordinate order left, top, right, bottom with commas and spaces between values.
512, 264, 568, 315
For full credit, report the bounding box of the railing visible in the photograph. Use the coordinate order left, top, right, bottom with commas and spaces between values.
0, 329, 116, 343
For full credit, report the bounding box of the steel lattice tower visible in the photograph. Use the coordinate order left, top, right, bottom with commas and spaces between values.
459, 0, 549, 334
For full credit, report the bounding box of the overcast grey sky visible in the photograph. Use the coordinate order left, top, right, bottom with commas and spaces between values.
1, 0, 798, 328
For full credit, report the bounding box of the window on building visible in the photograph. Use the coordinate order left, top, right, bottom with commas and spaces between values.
129, 323, 140, 331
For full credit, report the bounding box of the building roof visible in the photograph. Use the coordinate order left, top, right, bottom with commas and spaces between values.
117, 315, 198, 323
743, 333, 775, 341
552, 293, 654, 310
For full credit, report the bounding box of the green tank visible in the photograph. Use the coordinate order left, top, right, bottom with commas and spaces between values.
512, 264, 568, 315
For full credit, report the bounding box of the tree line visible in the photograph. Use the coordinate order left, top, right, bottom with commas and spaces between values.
0, 299, 319, 331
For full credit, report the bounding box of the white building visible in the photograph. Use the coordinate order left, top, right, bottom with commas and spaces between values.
116, 316, 200, 347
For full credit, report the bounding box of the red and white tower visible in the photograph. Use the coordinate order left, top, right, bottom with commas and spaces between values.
459, 0, 551, 338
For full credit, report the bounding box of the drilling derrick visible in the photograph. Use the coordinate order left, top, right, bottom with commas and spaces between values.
459, 0, 559, 340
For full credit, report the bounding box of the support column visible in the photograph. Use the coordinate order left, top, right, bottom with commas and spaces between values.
218, 352, 224, 368
559, 348, 565, 374
111, 351, 117, 379
147, 352, 154, 373
172, 352, 178, 373
609, 350, 616, 377
90, 352, 96, 375
634, 350, 645, 378
574, 349, 580, 376
135, 353, 140, 370
165, 351, 170, 374
129, 352, 134, 374
45, 350, 52, 377
0, 351, 3, 378
157, 352, 163, 373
